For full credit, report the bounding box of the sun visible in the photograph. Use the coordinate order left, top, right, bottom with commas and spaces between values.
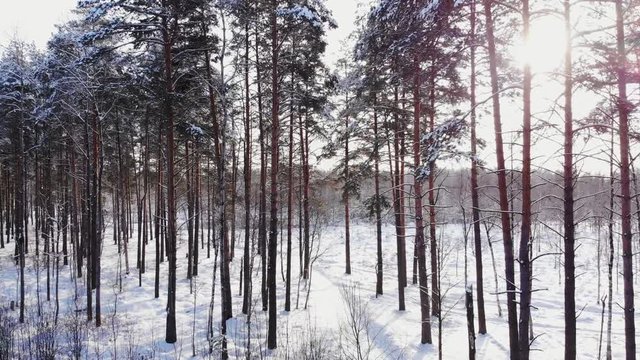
513, 16, 567, 74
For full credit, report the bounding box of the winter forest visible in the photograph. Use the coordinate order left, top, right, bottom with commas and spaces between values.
0, 0, 639, 359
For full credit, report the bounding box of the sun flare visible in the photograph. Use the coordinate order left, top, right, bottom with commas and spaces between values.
513, 16, 567, 73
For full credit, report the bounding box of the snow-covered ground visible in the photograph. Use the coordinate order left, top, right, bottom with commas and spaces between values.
0, 219, 638, 359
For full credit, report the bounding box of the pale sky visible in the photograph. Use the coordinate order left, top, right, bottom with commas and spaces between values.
0, 0, 77, 49
0, 0, 362, 58
323, 0, 363, 67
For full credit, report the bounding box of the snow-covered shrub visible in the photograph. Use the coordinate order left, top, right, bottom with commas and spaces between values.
339, 283, 377, 360
31, 313, 57, 360
288, 323, 336, 360
0, 306, 15, 360
62, 306, 87, 360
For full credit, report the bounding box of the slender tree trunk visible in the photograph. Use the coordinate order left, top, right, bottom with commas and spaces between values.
301, 114, 310, 281
256, 28, 269, 312
344, 92, 351, 276
92, 107, 102, 327
62, 153, 69, 267
518, 2, 532, 358
466, 284, 476, 360
116, 118, 130, 278
614, 1, 636, 357
469, 0, 486, 335
155, 129, 163, 299
267, 0, 279, 349
413, 58, 432, 344
187, 139, 194, 280
374, 94, 383, 296
285, 70, 294, 312
242, 18, 252, 315
141, 119, 148, 276
563, 1, 576, 358
482, 1, 519, 357
15, 113, 25, 323
427, 69, 439, 317
230, 139, 238, 262
44, 143, 53, 303
210, 11, 234, 357
70, 141, 81, 279
161, 6, 178, 343
194, 145, 200, 277
606, 131, 614, 360
393, 84, 406, 311
85, 117, 93, 322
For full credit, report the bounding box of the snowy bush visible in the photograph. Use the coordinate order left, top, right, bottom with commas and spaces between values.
339, 283, 377, 360
288, 323, 337, 360
31, 315, 57, 360
62, 306, 87, 360
0, 307, 14, 360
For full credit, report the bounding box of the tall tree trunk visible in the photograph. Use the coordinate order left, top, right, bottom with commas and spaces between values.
116, 117, 130, 278
62, 151, 69, 267
231, 142, 238, 262
242, 17, 252, 315
427, 69, 439, 317
92, 107, 102, 327
518, 1, 532, 359
210, 11, 233, 357
614, 1, 636, 357
344, 92, 351, 276
393, 84, 406, 311
267, 0, 280, 349
606, 131, 614, 360
563, 1, 576, 358
469, 0, 486, 334
70, 140, 81, 279
256, 28, 269, 313
44, 142, 53, 303
84, 117, 93, 322
193, 145, 200, 277
466, 285, 476, 360
302, 115, 310, 282
141, 117, 148, 277
187, 139, 194, 280
154, 129, 163, 299
374, 93, 383, 296
482, 1, 519, 357
413, 58, 432, 344
285, 69, 294, 312
161, 5, 178, 343
15, 112, 25, 323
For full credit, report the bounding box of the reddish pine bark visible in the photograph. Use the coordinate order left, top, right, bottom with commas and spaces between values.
614, 1, 636, 357
482, 1, 519, 357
